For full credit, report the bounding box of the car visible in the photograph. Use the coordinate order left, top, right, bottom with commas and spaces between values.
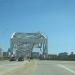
18, 56, 24, 61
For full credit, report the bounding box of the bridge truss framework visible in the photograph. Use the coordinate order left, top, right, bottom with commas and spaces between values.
10, 32, 48, 59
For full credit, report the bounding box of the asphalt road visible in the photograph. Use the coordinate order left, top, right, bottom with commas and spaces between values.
0, 60, 28, 75
31, 60, 75, 75
1, 60, 75, 75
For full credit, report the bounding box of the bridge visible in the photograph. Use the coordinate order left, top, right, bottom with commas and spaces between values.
9, 32, 48, 59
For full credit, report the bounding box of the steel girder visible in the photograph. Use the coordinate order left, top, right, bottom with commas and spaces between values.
10, 32, 48, 59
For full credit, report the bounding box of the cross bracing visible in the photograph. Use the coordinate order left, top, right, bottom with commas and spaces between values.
10, 32, 48, 59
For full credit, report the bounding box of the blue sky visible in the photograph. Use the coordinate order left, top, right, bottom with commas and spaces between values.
0, 0, 75, 54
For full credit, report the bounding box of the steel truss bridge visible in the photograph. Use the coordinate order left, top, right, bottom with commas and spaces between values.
10, 32, 48, 59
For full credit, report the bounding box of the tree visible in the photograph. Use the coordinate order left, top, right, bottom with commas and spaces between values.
58, 52, 68, 60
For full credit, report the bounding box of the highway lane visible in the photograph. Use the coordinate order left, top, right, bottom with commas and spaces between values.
31, 60, 75, 75
0, 60, 28, 75
0, 60, 37, 75
0, 60, 75, 75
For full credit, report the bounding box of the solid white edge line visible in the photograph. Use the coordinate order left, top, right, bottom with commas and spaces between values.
58, 64, 75, 74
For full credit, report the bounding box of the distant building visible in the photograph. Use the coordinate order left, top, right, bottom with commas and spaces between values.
0, 48, 3, 59
31, 52, 40, 59
3, 52, 8, 57
48, 54, 57, 60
